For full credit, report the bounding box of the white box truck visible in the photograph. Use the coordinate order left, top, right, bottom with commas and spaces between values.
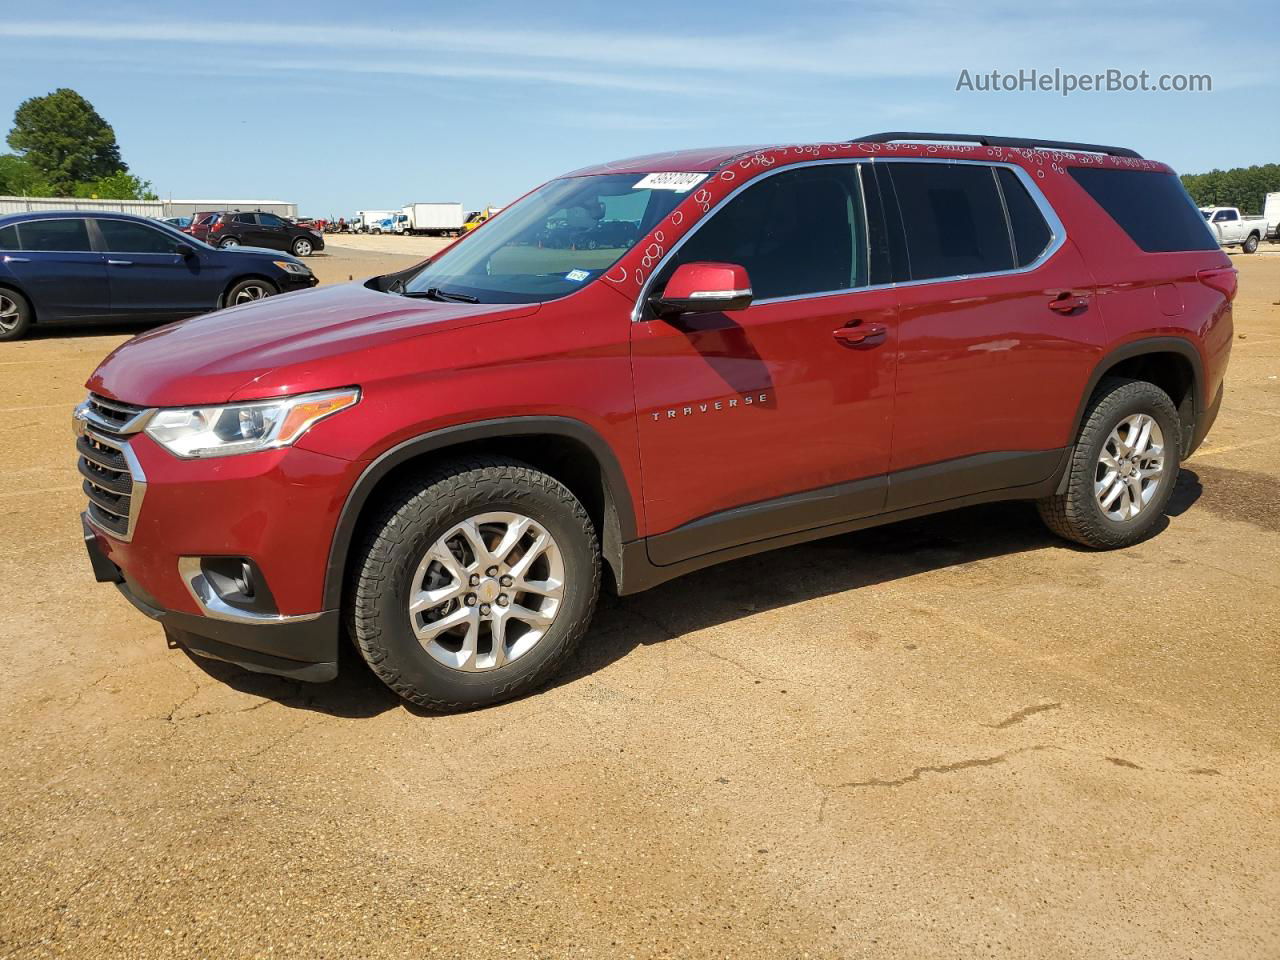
399, 202, 465, 236
355, 210, 401, 235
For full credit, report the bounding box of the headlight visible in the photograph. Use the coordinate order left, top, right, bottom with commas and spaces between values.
273, 260, 312, 276
145, 388, 359, 459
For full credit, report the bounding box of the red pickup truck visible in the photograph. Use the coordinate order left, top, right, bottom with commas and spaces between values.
77, 132, 1234, 710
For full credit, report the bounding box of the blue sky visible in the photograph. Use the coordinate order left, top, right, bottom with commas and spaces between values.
1, 0, 1276, 216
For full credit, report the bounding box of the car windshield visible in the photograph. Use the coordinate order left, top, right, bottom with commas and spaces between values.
401, 173, 693, 303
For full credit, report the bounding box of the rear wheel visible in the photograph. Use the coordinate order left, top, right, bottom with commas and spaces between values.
348, 458, 600, 711
1038, 378, 1181, 549
218, 236, 241, 249
1243, 233, 1259, 254
225, 278, 278, 306
0, 288, 33, 341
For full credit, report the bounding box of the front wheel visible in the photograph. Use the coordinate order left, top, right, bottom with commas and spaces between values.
225, 278, 278, 306
349, 458, 601, 711
1038, 378, 1181, 549
292, 237, 313, 257
1243, 234, 1259, 254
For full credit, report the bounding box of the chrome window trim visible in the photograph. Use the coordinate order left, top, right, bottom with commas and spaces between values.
178, 557, 324, 625
631, 157, 1066, 320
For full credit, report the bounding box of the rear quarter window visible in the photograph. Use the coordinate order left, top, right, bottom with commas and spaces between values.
1068, 168, 1218, 253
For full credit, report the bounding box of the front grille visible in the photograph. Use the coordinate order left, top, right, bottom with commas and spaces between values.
75, 394, 152, 541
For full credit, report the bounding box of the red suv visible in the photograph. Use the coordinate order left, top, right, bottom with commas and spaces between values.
77, 133, 1235, 710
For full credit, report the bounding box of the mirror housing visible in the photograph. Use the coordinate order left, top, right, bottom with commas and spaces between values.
651, 262, 753, 317
174, 242, 197, 258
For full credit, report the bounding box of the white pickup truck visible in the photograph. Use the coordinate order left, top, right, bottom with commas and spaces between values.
1200, 206, 1269, 253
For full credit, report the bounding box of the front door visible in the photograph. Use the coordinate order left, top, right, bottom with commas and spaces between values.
631, 162, 898, 565
93, 218, 220, 318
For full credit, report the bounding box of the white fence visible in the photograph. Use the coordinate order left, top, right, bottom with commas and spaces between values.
0, 197, 299, 218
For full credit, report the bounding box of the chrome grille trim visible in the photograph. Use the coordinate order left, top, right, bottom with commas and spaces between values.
74, 395, 153, 542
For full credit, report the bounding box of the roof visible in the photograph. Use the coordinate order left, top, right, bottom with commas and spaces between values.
565, 139, 1170, 178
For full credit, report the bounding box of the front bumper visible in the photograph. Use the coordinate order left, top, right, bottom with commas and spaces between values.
84, 515, 339, 681
281, 272, 320, 292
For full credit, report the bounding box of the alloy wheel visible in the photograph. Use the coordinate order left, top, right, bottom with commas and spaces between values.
409, 512, 565, 672
220, 237, 240, 248
233, 284, 271, 304
1095, 413, 1165, 521
294, 239, 312, 256
0, 294, 18, 334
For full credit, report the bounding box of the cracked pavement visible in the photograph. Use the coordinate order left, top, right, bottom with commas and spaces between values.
0, 243, 1278, 958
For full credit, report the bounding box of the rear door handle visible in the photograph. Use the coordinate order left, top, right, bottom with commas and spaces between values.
1048, 292, 1089, 314
2, 256, 31, 263
833, 321, 887, 347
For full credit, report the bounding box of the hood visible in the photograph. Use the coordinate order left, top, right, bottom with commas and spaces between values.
87, 282, 539, 407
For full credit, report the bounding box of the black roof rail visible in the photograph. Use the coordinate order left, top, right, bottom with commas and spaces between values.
854, 132, 1142, 160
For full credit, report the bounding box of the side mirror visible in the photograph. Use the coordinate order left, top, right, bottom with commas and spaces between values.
174, 242, 197, 258
650, 262, 753, 317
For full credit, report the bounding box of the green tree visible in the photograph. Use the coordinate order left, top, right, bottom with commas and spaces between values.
1181, 163, 1280, 214
6, 88, 125, 194
0, 154, 53, 196
72, 170, 158, 201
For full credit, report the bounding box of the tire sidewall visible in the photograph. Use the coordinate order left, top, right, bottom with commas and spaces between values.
1078, 385, 1182, 538
0, 288, 33, 341
370, 481, 596, 706
293, 239, 312, 256
226, 280, 276, 306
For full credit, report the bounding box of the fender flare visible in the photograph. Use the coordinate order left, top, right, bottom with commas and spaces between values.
321, 416, 637, 609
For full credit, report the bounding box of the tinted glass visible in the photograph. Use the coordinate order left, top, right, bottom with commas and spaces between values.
259, 214, 284, 227
96, 219, 178, 254
656, 164, 868, 301
17, 219, 93, 252
234, 213, 256, 224
0, 224, 17, 250
887, 163, 1013, 280
1216, 210, 1237, 221
1068, 168, 1218, 253
996, 168, 1053, 267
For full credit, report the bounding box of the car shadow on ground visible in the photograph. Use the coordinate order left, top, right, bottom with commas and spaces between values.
21, 319, 157, 341
183, 471, 1205, 718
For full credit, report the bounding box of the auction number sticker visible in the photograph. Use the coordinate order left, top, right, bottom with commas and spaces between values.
633, 172, 707, 193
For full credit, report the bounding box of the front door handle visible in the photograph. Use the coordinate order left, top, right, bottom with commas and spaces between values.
107, 259, 133, 266
833, 321, 887, 347
2, 256, 31, 263
1048, 292, 1089, 314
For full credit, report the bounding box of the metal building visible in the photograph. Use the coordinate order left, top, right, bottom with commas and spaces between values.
0, 196, 299, 219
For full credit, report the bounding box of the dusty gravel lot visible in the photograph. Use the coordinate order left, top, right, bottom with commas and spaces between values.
1, 245, 1278, 959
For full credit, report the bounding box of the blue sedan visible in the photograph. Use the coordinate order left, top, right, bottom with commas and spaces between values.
0, 212, 319, 341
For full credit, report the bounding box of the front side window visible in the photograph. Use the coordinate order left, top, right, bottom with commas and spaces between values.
16, 219, 93, 252
259, 214, 284, 228
654, 164, 869, 302
403, 174, 685, 303
96, 219, 179, 254
887, 163, 1014, 280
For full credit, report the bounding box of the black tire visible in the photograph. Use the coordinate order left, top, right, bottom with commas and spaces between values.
224, 278, 278, 307
348, 457, 601, 711
1243, 233, 1259, 254
292, 237, 313, 257
0, 287, 33, 342
218, 236, 240, 249
1038, 378, 1182, 549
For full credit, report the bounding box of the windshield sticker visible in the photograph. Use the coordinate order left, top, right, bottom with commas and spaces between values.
633, 172, 707, 193
565, 269, 591, 282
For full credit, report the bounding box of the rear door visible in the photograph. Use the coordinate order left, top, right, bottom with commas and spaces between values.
255, 213, 291, 251
631, 161, 899, 564
93, 218, 219, 318
1, 218, 110, 320
880, 161, 1105, 508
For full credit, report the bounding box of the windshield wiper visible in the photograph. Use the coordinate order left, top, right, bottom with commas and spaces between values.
401, 286, 480, 304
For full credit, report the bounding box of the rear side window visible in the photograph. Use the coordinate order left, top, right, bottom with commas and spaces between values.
886, 163, 1014, 280
996, 168, 1053, 267
17, 219, 93, 252
658, 164, 869, 300
96, 219, 178, 254
0, 224, 17, 250
1067, 168, 1218, 253
234, 213, 256, 224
